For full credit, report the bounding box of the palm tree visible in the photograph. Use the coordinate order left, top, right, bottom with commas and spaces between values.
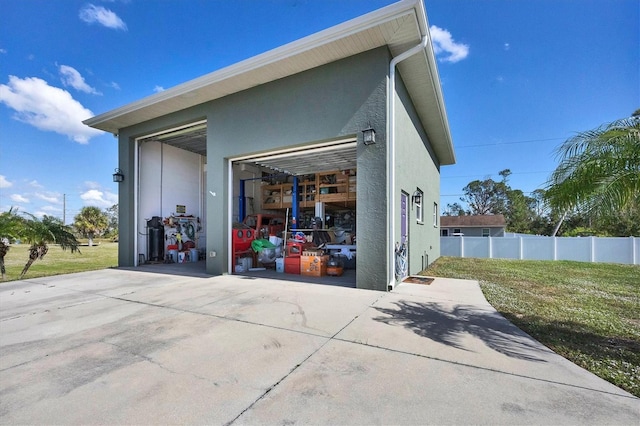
0, 208, 23, 280
19, 214, 80, 279
74, 206, 108, 246
545, 112, 640, 220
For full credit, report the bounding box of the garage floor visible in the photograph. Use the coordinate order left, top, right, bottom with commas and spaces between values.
131, 260, 356, 288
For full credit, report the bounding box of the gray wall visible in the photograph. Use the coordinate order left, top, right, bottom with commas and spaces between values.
206, 46, 390, 290
394, 69, 441, 275
443, 227, 505, 237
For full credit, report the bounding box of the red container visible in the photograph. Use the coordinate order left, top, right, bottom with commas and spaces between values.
284, 256, 300, 274
167, 244, 178, 251
286, 241, 314, 258
286, 241, 303, 257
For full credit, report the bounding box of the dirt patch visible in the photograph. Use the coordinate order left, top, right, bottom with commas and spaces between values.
402, 276, 434, 285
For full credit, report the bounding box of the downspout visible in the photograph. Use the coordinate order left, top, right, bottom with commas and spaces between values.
388, 35, 429, 290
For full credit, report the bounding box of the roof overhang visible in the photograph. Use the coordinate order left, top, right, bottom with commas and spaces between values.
84, 0, 455, 165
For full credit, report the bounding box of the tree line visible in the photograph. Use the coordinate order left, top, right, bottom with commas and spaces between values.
0, 205, 118, 280
444, 111, 640, 237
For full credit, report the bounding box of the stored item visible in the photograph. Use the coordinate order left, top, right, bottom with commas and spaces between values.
301, 254, 329, 277
285, 256, 300, 274
275, 257, 284, 273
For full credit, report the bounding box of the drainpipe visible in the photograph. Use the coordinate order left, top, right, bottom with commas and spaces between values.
388, 35, 429, 291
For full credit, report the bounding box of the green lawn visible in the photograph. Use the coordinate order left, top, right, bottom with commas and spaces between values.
423, 257, 640, 397
2, 242, 118, 282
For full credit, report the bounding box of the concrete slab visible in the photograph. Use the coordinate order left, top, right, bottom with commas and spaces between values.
0, 269, 638, 425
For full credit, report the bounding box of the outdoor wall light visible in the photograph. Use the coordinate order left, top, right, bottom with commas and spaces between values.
411, 190, 422, 205
113, 168, 124, 183
362, 125, 376, 145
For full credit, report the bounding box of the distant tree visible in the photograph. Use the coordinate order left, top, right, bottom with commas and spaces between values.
19, 214, 80, 279
460, 169, 510, 215
74, 206, 108, 246
444, 202, 467, 216
545, 112, 640, 219
105, 204, 119, 237
0, 208, 23, 280
505, 189, 536, 233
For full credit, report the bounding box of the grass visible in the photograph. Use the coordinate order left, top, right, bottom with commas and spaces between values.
423, 257, 640, 397
2, 242, 119, 282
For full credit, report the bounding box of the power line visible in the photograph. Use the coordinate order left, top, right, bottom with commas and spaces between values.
455, 137, 565, 149
442, 170, 552, 179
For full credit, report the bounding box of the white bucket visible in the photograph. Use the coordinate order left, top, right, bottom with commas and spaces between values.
240, 257, 252, 271
190, 248, 199, 262
275, 257, 284, 273
178, 252, 187, 263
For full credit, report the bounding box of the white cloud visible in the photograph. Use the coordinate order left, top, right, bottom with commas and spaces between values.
84, 181, 102, 190
0, 75, 104, 143
79, 4, 127, 31
35, 192, 61, 204
0, 175, 12, 188
59, 65, 102, 95
0, 48, 7, 54
10, 194, 30, 203
109, 81, 121, 90
429, 25, 469, 63
504, 43, 511, 51
153, 85, 165, 93
81, 189, 118, 208
41, 205, 62, 213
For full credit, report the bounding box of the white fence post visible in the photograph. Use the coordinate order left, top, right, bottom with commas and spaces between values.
590, 236, 595, 262
519, 237, 523, 260
488, 236, 493, 259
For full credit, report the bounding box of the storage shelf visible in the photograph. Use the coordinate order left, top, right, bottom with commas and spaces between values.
260, 170, 356, 210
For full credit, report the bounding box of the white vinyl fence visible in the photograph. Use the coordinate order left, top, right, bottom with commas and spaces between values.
441, 236, 639, 265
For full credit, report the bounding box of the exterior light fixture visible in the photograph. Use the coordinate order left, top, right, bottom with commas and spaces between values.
362, 125, 376, 145
411, 190, 422, 205
113, 168, 124, 183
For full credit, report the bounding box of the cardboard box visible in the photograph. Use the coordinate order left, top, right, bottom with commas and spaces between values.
301, 255, 329, 277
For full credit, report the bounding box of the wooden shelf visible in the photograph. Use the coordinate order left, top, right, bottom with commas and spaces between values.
260, 170, 356, 210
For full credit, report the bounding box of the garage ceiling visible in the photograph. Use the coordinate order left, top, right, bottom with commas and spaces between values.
141, 124, 356, 177
237, 141, 358, 176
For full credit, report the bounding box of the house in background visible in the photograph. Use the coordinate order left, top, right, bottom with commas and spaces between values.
84, 0, 455, 291
440, 214, 506, 237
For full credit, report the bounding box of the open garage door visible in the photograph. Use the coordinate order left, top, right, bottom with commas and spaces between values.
230, 138, 358, 286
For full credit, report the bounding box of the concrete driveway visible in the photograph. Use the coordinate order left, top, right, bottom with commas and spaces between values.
1, 269, 638, 425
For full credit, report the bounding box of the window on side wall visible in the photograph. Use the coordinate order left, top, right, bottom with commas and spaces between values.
433, 202, 438, 227
415, 189, 424, 223
482, 228, 490, 237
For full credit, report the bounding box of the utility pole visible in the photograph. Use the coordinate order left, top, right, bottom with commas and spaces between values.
63, 194, 66, 224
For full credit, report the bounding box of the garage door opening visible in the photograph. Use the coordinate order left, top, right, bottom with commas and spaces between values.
230, 138, 358, 287
134, 120, 207, 268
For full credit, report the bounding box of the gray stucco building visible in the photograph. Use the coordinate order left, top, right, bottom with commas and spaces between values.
85, 0, 455, 291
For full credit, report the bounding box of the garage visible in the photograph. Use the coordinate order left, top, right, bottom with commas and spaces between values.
84, 0, 455, 292
132, 122, 360, 287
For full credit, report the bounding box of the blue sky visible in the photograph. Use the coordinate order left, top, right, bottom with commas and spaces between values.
1, 0, 638, 223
